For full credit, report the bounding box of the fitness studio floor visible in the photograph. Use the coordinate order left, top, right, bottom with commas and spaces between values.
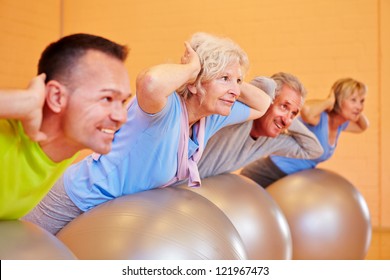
365, 228, 390, 260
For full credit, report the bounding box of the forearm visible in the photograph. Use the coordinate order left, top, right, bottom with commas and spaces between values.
238, 82, 272, 120
137, 63, 198, 98
356, 114, 369, 131
346, 113, 370, 133
282, 119, 324, 158
300, 98, 333, 124
136, 41, 201, 114
0, 90, 37, 119
136, 63, 198, 113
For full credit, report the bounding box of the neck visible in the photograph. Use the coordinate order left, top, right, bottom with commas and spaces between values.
250, 120, 264, 139
39, 137, 80, 163
185, 96, 208, 128
39, 117, 80, 162
328, 110, 347, 130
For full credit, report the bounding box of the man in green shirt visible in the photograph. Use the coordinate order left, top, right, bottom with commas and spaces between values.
0, 33, 131, 219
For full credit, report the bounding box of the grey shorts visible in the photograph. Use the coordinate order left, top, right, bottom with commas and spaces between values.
21, 175, 83, 235
240, 156, 287, 188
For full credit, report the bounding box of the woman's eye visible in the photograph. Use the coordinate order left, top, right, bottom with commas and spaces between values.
237, 78, 242, 84
103, 97, 113, 102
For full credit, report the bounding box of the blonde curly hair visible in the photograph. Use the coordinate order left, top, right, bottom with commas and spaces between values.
177, 32, 249, 100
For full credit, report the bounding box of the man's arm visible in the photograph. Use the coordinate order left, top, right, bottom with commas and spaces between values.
267, 118, 324, 159
0, 74, 47, 141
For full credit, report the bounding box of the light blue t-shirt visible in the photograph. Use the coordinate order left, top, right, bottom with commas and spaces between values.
64, 92, 250, 211
270, 112, 349, 174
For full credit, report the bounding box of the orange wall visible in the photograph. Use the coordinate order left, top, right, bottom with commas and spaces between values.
1, 0, 389, 228
0, 0, 61, 88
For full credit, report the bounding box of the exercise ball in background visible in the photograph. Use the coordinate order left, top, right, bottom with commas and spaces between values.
267, 168, 372, 260
57, 187, 247, 260
179, 174, 292, 259
0, 220, 76, 260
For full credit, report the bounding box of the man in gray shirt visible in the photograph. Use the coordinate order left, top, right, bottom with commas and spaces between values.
191, 72, 323, 182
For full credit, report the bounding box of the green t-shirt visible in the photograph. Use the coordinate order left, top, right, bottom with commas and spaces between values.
0, 119, 77, 219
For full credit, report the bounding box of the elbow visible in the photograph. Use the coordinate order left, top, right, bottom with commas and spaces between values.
312, 148, 324, 159
136, 70, 160, 97
361, 124, 369, 132
362, 118, 370, 131
300, 105, 310, 119
300, 107, 314, 124
357, 115, 370, 132
308, 145, 324, 159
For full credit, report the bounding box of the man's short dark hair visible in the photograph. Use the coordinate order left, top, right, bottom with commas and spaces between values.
38, 33, 129, 82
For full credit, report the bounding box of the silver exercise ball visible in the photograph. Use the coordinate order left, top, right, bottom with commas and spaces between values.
57, 187, 247, 260
267, 168, 372, 260
179, 174, 292, 259
0, 220, 76, 260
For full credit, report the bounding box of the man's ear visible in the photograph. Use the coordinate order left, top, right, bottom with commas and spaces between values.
45, 80, 67, 113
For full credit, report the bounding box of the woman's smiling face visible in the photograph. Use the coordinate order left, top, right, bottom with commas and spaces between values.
199, 61, 243, 116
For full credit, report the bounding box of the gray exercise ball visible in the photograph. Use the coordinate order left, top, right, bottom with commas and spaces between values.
0, 220, 76, 259
267, 168, 372, 260
179, 174, 292, 259
57, 186, 247, 260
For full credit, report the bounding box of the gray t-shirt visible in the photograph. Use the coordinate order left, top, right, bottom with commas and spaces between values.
197, 118, 323, 179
